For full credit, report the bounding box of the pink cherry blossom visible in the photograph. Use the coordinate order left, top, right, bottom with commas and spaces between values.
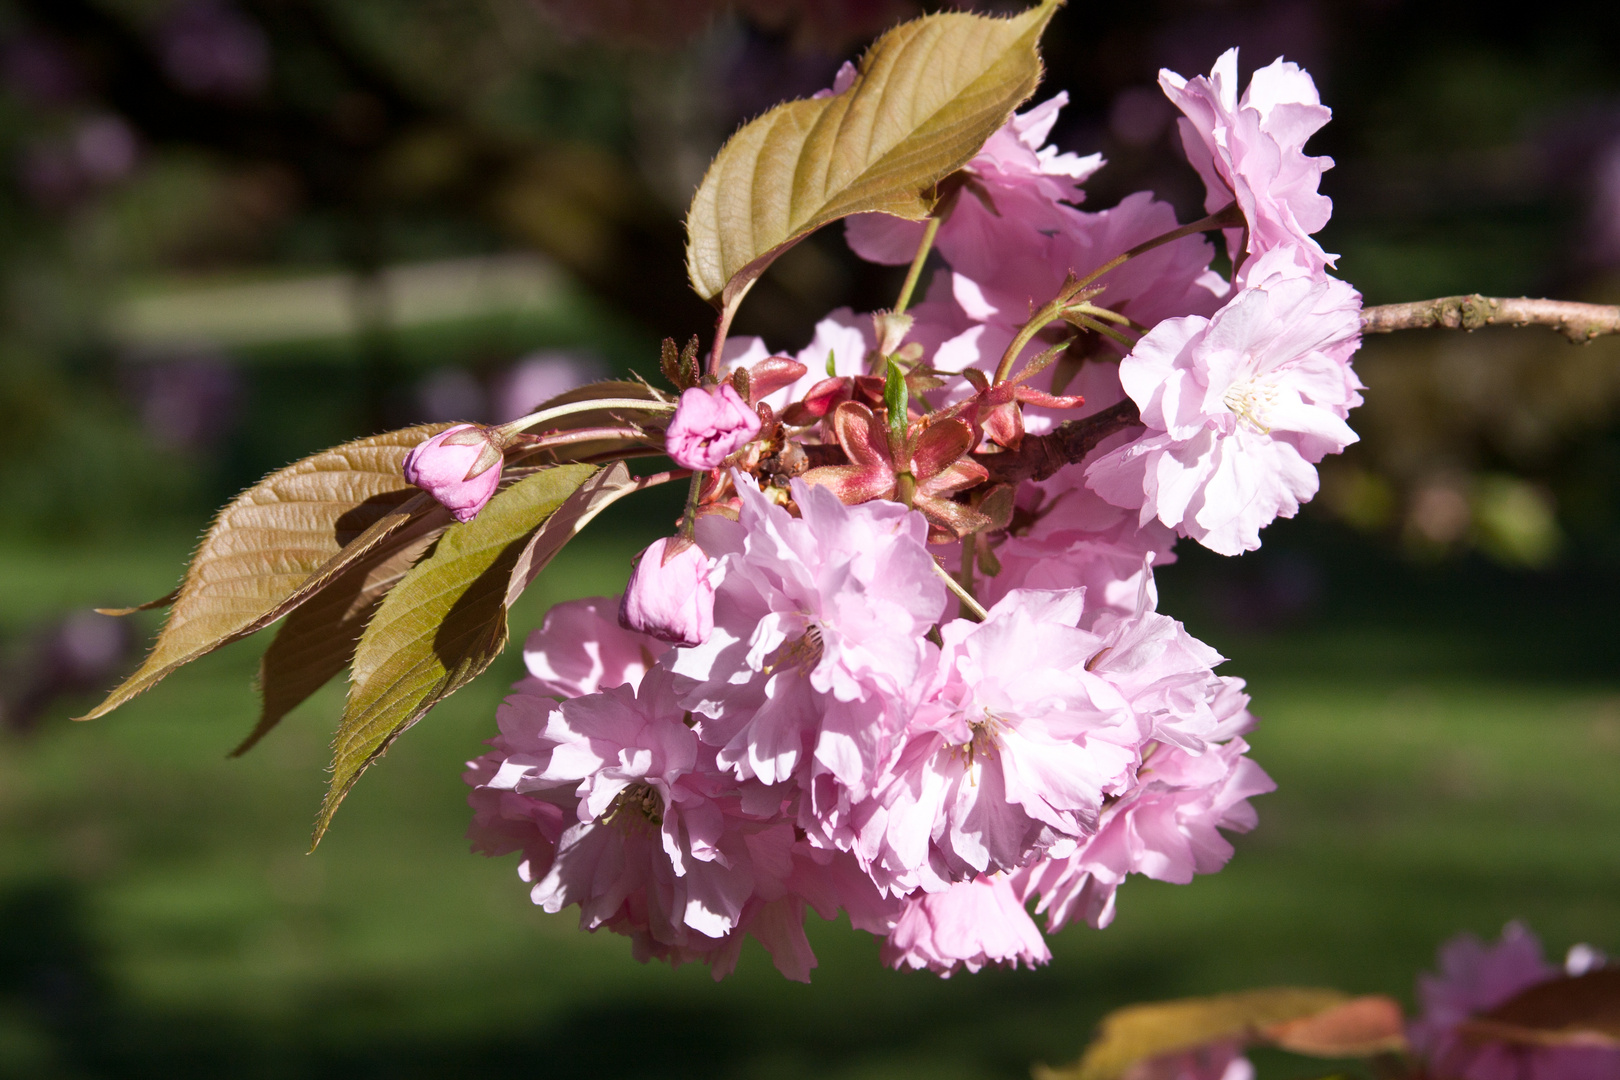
402, 423, 502, 522
881, 874, 1050, 976
1160, 48, 1336, 273
619, 537, 716, 646
981, 460, 1178, 619
665, 383, 761, 470
1410, 923, 1620, 1080
518, 596, 670, 699
856, 588, 1138, 890
721, 308, 875, 416
1086, 250, 1363, 555
671, 478, 946, 795
1020, 724, 1273, 932
483, 669, 761, 947
845, 93, 1104, 266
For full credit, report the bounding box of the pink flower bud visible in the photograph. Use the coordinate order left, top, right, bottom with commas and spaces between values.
664, 384, 761, 470
618, 536, 714, 646
403, 423, 502, 522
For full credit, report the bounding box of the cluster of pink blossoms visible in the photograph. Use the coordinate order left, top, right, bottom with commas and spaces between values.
465, 48, 1360, 980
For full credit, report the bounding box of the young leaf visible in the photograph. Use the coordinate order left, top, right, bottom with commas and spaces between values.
80, 425, 451, 722
313, 464, 598, 846
884, 357, 910, 446
1036, 988, 1351, 1080
684, 0, 1059, 308
505, 462, 636, 607
1263, 996, 1407, 1057
234, 509, 452, 757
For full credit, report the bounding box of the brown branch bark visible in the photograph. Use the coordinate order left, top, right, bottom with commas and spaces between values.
974, 400, 1141, 485
1360, 296, 1620, 343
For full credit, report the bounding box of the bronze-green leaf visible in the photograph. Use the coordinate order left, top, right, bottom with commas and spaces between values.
1462, 969, 1620, 1048
505, 462, 636, 607
1036, 988, 1352, 1080
684, 0, 1059, 308
313, 463, 598, 846
235, 509, 452, 757
80, 425, 451, 721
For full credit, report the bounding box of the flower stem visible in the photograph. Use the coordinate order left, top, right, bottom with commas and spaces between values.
1066, 200, 1244, 294
989, 204, 1240, 385
893, 214, 942, 316
678, 470, 705, 539
1066, 312, 1137, 351
500, 397, 677, 436
957, 535, 980, 621
932, 558, 987, 621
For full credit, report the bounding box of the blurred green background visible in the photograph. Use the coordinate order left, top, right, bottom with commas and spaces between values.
2, 1, 1619, 1077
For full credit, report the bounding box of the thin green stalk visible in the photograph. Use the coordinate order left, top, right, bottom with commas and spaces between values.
894, 215, 943, 316
678, 470, 705, 540
1067, 312, 1137, 351
1068, 201, 1242, 293
992, 202, 1241, 385
1070, 302, 1148, 333
499, 397, 677, 437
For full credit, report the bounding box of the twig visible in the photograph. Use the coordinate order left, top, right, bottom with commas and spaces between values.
1360, 295, 1620, 343
975, 400, 1141, 486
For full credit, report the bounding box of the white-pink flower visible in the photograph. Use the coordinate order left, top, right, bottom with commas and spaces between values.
1020, 720, 1273, 933
1160, 48, 1336, 273
1086, 250, 1363, 555
517, 596, 669, 699
484, 669, 757, 947
670, 478, 946, 795
856, 588, 1138, 890
880, 874, 1051, 977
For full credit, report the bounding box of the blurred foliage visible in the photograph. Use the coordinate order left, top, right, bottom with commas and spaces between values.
0, 4, 1618, 1072
1, 0, 1618, 560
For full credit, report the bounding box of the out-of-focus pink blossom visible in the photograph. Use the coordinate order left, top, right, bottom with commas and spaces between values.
1086, 250, 1363, 555
620, 537, 716, 647
403, 423, 503, 522
158, 0, 270, 98
665, 384, 761, 470
493, 351, 606, 423
1128, 1043, 1254, 1080
519, 596, 670, 699
881, 874, 1050, 976
1159, 48, 1336, 272
1410, 923, 1620, 1080
74, 116, 138, 181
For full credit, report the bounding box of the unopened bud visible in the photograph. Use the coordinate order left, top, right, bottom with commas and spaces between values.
403, 423, 503, 522
619, 536, 714, 646
665, 384, 761, 470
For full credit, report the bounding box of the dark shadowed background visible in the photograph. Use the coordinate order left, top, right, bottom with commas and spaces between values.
1, 1, 1618, 1076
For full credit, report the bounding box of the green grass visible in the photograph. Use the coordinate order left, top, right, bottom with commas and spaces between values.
1, 529, 1617, 1079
